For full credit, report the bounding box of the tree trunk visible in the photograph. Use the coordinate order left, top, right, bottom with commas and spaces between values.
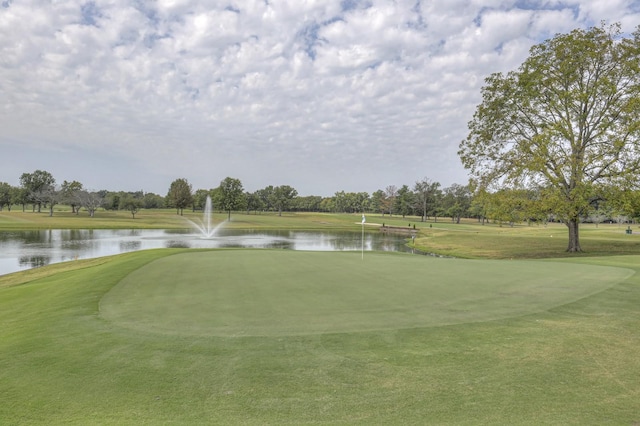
566, 218, 582, 252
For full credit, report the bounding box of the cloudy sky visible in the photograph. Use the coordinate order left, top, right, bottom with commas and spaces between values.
1, 1, 638, 196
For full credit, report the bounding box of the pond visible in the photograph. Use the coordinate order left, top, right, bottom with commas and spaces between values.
0, 228, 414, 276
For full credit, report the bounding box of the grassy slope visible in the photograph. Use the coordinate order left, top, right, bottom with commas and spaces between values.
1, 249, 640, 424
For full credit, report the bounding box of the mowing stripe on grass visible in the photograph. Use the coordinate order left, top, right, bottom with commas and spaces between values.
99, 250, 633, 337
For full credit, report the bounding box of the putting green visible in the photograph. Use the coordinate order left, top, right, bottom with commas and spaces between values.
99, 250, 633, 337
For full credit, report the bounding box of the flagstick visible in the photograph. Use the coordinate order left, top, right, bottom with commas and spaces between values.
361, 214, 365, 260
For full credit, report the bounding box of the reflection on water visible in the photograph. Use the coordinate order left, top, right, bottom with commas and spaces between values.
119, 240, 142, 251
0, 229, 412, 276
19, 255, 50, 268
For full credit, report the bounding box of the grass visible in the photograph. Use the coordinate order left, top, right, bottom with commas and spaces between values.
1, 248, 640, 424
101, 250, 630, 337
0, 208, 372, 231
413, 220, 640, 259
2, 210, 640, 423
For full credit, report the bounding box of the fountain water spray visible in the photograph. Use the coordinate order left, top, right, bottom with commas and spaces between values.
186, 195, 224, 238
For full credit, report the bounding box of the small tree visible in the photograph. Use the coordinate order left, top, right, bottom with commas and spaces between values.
395, 185, 415, 218
77, 190, 104, 217
441, 184, 471, 224
215, 177, 245, 220
383, 185, 398, 216
192, 189, 210, 211
0, 182, 12, 211
414, 178, 441, 222
245, 191, 264, 214
269, 185, 298, 216
122, 196, 143, 219
166, 178, 193, 215
370, 190, 386, 216
60, 180, 83, 214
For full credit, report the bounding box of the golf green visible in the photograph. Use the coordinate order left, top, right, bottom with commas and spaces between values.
99, 250, 633, 337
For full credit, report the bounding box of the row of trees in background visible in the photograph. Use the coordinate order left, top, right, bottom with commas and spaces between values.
2, 170, 639, 226
163, 177, 469, 221
0, 170, 161, 218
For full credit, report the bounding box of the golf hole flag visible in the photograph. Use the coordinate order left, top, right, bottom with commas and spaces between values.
362, 214, 366, 224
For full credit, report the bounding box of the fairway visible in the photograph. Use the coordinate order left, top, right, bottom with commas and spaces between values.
100, 250, 633, 337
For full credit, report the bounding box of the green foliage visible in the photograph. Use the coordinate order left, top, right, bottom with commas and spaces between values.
0, 182, 12, 210
142, 192, 165, 209
191, 189, 210, 210
121, 196, 143, 219
19, 169, 55, 212
332, 191, 370, 213
269, 185, 298, 216
215, 177, 245, 220
291, 195, 323, 212
441, 183, 471, 223
60, 180, 83, 213
166, 178, 193, 215
395, 185, 414, 217
460, 23, 640, 252
414, 177, 441, 221
370, 189, 386, 214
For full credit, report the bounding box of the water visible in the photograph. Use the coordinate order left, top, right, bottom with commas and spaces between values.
0, 229, 412, 276
184, 195, 223, 238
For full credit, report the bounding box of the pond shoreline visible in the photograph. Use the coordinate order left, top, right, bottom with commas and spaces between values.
0, 229, 413, 276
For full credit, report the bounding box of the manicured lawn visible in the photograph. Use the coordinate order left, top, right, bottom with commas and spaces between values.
101, 250, 630, 336
2, 249, 640, 424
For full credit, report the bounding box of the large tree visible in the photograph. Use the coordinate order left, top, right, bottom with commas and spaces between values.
459, 23, 640, 252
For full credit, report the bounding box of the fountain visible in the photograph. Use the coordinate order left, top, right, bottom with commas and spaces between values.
186, 195, 224, 238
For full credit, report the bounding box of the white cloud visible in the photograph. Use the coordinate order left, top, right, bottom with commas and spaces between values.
0, 0, 638, 195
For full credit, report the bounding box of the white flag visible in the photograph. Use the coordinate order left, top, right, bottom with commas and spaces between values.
362, 214, 366, 224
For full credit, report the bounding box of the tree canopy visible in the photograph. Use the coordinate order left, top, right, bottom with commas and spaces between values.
19, 170, 55, 213
166, 178, 193, 215
270, 185, 298, 216
459, 23, 640, 252
216, 177, 244, 220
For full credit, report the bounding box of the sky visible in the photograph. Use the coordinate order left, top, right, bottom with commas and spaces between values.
1, 1, 638, 196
